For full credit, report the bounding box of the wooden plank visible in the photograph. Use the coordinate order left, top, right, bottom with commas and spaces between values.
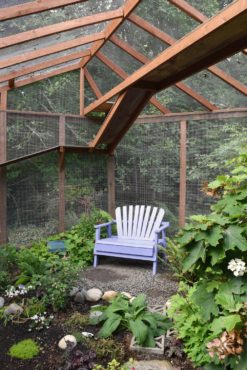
0, 50, 91, 83
168, 0, 207, 22
0, 9, 123, 49
59, 150, 65, 232
84, 68, 102, 98
128, 14, 247, 97
96, 51, 170, 113
80, 68, 84, 116
81, 0, 142, 68
107, 155, 116, 217
0, 32, 103, 70
84, 2, 247, 115
0, 62, 81, 92
0, 0, 89, 21
0, 94, 7, 244
179, 120, 187, 227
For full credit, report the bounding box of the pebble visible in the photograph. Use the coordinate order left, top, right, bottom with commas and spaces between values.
102, 290, 118, 301
74, 291, 86, 304
58, 335, 77, 350
121, 292, 132, 299
89, 309, 103, 320
0, 297, 4, 308
4, 303, 23, 315
69, 287, 79, 297
86, 288, 103, 302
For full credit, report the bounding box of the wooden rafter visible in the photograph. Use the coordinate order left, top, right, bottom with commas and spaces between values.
110, 35, 217, 110
84, 68, 102, 98
128, 13, 247, 96
0, 50, 90, 84
168, 0, 207, 22
96, 51, 170, 114
0, 9, 123, 49
81, 0, 142, 68
0, 62, 81, 92
0, 0, 89, 21
0, 32, 104, 70
84, 0, 247, 116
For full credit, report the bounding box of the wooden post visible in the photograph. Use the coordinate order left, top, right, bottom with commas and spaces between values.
0, 92, 7, 245
59, 115, 65, 232
107, 155, 115, 217
179, 120, 187, 228
80, 68, 84, 116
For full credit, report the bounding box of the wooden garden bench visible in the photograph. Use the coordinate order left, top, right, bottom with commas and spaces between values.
93, 205, 169, 275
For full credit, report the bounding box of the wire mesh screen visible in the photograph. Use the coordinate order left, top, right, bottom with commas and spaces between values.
7, 70, 80, 114
115, 121, 180, 234
65, 116, 101, 147
7, 112, 59, 161
7, 152, 59, 245
65, 153, 108, 228
186, 117, 247, 217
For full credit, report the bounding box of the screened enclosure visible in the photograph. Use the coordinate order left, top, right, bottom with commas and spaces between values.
0, 0, 246, 245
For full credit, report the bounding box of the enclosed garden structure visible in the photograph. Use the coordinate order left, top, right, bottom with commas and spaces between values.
0, 0, 246, 244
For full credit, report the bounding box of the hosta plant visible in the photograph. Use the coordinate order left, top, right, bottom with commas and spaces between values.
90, 293, 171, 347
168, 150, 247, 370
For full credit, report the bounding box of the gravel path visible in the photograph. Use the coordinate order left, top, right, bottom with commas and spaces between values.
79, 258, 178, 305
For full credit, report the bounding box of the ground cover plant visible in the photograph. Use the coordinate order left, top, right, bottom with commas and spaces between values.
167, 150, 247, 370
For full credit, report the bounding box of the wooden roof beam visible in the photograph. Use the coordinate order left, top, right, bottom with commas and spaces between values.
0, 0, 89, 21
84, 1, 247, 115
0, 9, 123, 49
110, 35, 217, 110
128, 13, 247, 96
84, 68, 102, 99
0, 62, 81, 92
81, 0, 142, 68
0, 32, 104, 70
0, 50, 90, 84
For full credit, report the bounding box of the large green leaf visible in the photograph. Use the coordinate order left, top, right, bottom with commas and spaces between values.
131, 294, 147, 311
183, 241, 204, 272
208, 246, 225, 265
192, 283, 219, 321
129, 318, 148, 345
223, 225, 246, 251
98, 313, 122, 338
210, 314, 241, 336
204, 226, 223, 247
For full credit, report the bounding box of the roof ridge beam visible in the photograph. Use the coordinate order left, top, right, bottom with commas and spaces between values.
0, 0, 88, 21
81, 0, 142, 68
128, 13, 247, 96
0, 9, 122, 49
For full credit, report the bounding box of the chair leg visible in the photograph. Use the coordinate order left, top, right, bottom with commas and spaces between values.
93, 255, 98, 267
152, 261, 157, 275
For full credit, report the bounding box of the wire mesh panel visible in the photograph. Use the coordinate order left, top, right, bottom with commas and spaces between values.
186, 118, 247, 218
65, 152, 108, 228
8, 70, 80, 114
7, 112, 59, 161
65, 116, 101, 147
156, 87, 205, 112
7, 152, 59, 245
186, 0, 234, 18
116, 121, 180, 234
216, 53, 247, 85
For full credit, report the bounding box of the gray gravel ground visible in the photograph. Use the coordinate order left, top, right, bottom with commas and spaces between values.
79, 258, 178, 305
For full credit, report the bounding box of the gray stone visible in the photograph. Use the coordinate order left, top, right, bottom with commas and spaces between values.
0, 297, 4, 308
58, 335, 77, 350
69, 287, 79, 297
125, 360, 175, 370
4, 303, 23, 315
89, 310, 103, 320
86, 288, 103, 302
74, 291, 86, 304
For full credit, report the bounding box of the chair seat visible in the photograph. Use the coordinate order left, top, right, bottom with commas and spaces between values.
95, 236, 154, 257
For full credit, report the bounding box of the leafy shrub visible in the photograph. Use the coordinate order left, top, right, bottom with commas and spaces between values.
93, 359, 128, 370
168, 151, 247, 369
9, 339, 40, 359
89, 338, 125, 363
0, 245, 18, 292
65, 312, 90, 329
91, 294, 171, 347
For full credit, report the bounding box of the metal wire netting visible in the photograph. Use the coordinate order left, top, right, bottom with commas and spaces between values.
65, 116, 101, 147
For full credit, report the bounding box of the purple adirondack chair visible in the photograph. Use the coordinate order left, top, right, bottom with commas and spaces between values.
93, 205, 169, 275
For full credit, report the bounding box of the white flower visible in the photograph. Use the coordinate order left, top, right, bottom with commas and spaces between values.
228, 258, 246, 277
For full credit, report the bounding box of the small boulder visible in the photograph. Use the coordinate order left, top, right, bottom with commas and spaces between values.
58, 335, 77, 350
4, 303, 23, 315
69, 287, 79, 297
89, 310, 103, 321
86, 288, 103, 302
130, 296, 136, 303
102, 290, 118, 302
121, 292, 132, 299
74, 291, 86, 304
0, 297, 5, 308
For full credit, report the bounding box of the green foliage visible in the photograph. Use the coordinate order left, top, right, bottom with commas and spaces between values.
89, 338, 125, 363
93, 359, 128, 370
65, 312, 90, 329
0, 245, 18, 292
8, 339, 40, 360
91, 294, 172, 347
168, 151, 247, 369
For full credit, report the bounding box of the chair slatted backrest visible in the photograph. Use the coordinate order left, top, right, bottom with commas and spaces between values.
115, 205, 165, 240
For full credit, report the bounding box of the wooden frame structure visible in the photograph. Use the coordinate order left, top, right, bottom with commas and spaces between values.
0, 0, 246, 243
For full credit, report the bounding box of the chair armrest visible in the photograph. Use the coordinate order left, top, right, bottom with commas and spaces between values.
155, 222, 170, 234
94, 220, 116, 229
